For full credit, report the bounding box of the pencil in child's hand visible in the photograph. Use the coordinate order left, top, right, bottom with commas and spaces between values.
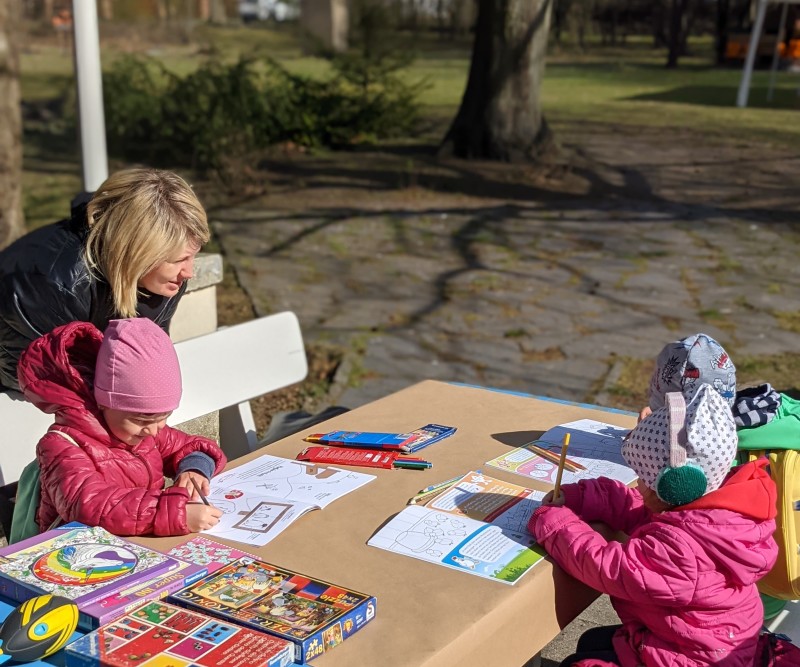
190, 477, 210, 506
553, 433, 571, 502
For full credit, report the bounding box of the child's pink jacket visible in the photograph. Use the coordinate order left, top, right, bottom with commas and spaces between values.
530, 461, 777, 667
18, 321, 227, 537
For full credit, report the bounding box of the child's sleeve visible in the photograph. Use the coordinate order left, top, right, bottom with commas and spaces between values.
532, 506, 698, 606
157, 426, 227, 478
560, 477, 652, 534
38, 432, 192, 537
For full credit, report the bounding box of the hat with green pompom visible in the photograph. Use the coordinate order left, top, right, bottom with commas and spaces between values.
622, 384, 737, 506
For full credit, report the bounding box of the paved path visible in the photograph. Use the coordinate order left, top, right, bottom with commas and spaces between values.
212, 125, 800, 664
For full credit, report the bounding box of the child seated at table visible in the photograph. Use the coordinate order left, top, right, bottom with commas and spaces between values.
17, 318, 225, 537
639, 332, 736, 422
529, 385, 777, 667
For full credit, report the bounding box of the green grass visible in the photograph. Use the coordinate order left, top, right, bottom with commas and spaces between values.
19, 23, 800, 226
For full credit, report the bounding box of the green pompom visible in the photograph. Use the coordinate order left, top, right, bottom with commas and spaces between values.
655, 462, 707, 506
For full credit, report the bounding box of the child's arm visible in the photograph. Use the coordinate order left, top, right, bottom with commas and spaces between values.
532, 506, 697, 606
557, 477, 653, 534
173, 453, 215, 500
157, 426, 227, 479
38, 432, 195, 536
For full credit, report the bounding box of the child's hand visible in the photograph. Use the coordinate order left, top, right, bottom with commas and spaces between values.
540, 491, 566, 507
174, 471, 209, 500
185, 503, 223, 532
638, 406, 652, 423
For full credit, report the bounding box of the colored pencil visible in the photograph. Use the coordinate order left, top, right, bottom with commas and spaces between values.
553, 433, 571, 501
527, 444, 585, 472
408, 476, 462, 504
190, 477, 210, 506
418, 475, 462, 495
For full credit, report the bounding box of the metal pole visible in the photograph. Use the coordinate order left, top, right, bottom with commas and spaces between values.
737, 0, 769, 107
72, 0, 108, 192
767, 2, 789, 101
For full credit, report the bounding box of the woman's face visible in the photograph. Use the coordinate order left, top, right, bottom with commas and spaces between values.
138, 240, 201, 297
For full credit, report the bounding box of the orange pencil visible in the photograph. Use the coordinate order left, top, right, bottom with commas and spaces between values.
527, 443, 585, 472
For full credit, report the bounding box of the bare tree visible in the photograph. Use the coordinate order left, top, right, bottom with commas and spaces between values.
0, 0, 24, 248
440, 0, 554, 161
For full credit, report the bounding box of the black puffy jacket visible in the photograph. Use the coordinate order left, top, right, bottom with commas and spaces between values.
0, 204, 185, 391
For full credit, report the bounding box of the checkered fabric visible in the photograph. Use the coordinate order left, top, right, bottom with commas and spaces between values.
733, 383, 781, 428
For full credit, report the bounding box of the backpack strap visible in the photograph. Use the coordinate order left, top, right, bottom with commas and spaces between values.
47, 428, 79, 447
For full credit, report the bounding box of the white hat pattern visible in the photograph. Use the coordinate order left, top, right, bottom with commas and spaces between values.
623, 384, 738, 496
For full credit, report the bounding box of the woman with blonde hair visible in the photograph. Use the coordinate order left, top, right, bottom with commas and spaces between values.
0, 168, 209, 391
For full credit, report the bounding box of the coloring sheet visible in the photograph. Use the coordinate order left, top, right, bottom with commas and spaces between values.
486, 419, 637, 486
424, 471, 545, 540
368, 505, 545, 585
204, 454, 376, 547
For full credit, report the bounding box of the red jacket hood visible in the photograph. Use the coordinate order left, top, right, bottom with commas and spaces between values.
18, 321, 111, 443
681, 459, 776, 520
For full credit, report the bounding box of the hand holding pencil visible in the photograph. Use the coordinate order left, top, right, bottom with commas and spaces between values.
552, 433, 571, 502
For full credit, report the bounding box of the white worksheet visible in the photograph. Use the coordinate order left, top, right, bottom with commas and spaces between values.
486, 419, 637, 486
203, 454, 375, 546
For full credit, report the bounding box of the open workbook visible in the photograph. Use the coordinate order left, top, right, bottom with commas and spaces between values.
203, 454, 375, 547
368, 471, 546, 585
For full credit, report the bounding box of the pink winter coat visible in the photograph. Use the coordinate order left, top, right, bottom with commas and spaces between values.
17, 321, 227, 537
530, 461, 778, 667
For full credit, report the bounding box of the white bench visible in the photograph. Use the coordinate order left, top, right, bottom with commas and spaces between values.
0, 311, 308, 486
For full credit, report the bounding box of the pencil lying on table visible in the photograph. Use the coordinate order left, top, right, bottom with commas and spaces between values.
527, 443, 585, 472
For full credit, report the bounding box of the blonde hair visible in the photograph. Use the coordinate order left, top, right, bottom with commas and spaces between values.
84, 168, 210, 318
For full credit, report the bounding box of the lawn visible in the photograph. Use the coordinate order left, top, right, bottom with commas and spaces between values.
19, 22, 800, 227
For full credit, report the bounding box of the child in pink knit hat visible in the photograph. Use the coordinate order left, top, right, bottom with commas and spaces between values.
17, 318, 226, 537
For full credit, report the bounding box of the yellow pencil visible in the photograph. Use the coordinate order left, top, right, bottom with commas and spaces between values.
553, 433, 571, 501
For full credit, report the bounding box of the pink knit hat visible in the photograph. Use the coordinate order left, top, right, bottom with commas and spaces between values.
94, 318, 182, 413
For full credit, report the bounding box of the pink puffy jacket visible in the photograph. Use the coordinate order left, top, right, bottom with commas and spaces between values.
17, 321, 227, 537
530, 461, 778, 667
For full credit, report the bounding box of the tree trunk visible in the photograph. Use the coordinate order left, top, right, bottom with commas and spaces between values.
197, 0, 210, 21
99, 0, 113, 20
716, 0, 730, 64
666, 0, 687, 67
210, 0, 226, 22
0, 0, 24, 249
439, 0, 554, 162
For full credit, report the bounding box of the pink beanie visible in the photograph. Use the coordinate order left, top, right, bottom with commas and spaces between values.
94, 318, 182, 413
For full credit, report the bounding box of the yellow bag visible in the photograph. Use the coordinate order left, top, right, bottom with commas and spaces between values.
746, 450, 800, 600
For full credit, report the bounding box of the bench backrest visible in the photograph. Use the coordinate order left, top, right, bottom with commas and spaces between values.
0, 311, 308, 485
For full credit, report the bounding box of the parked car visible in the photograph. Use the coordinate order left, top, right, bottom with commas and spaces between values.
239, 0, 299, 22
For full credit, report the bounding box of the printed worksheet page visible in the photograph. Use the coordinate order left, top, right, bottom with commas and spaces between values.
203, 454, 375, 546
486, 419, 637, 486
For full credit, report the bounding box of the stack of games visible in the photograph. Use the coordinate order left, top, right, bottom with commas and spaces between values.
0, 522, 203, 629
64, 600, 294, 667
170, 557, 377, 663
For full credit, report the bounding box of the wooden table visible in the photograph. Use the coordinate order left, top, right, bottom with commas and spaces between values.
140, 380, 637, 667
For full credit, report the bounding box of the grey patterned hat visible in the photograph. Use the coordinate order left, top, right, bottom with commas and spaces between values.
649, 332, 736, 412
623, 384, 738, 505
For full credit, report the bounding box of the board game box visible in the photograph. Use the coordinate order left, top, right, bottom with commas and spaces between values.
0, 523, 188, 630
64, 600, 294, 667
80, 559, 209, 629
170, 557, 376, 663
166, 536, 257, 574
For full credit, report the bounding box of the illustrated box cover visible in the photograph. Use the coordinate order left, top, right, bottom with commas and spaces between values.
64, 599, 294, 667
0, 522, 195, 630
170, 556, 376, 663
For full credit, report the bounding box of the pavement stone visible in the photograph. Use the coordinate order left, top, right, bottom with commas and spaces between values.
212, 128, 800, 664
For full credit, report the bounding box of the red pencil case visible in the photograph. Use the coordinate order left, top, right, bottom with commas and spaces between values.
297, 446, 401, 469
